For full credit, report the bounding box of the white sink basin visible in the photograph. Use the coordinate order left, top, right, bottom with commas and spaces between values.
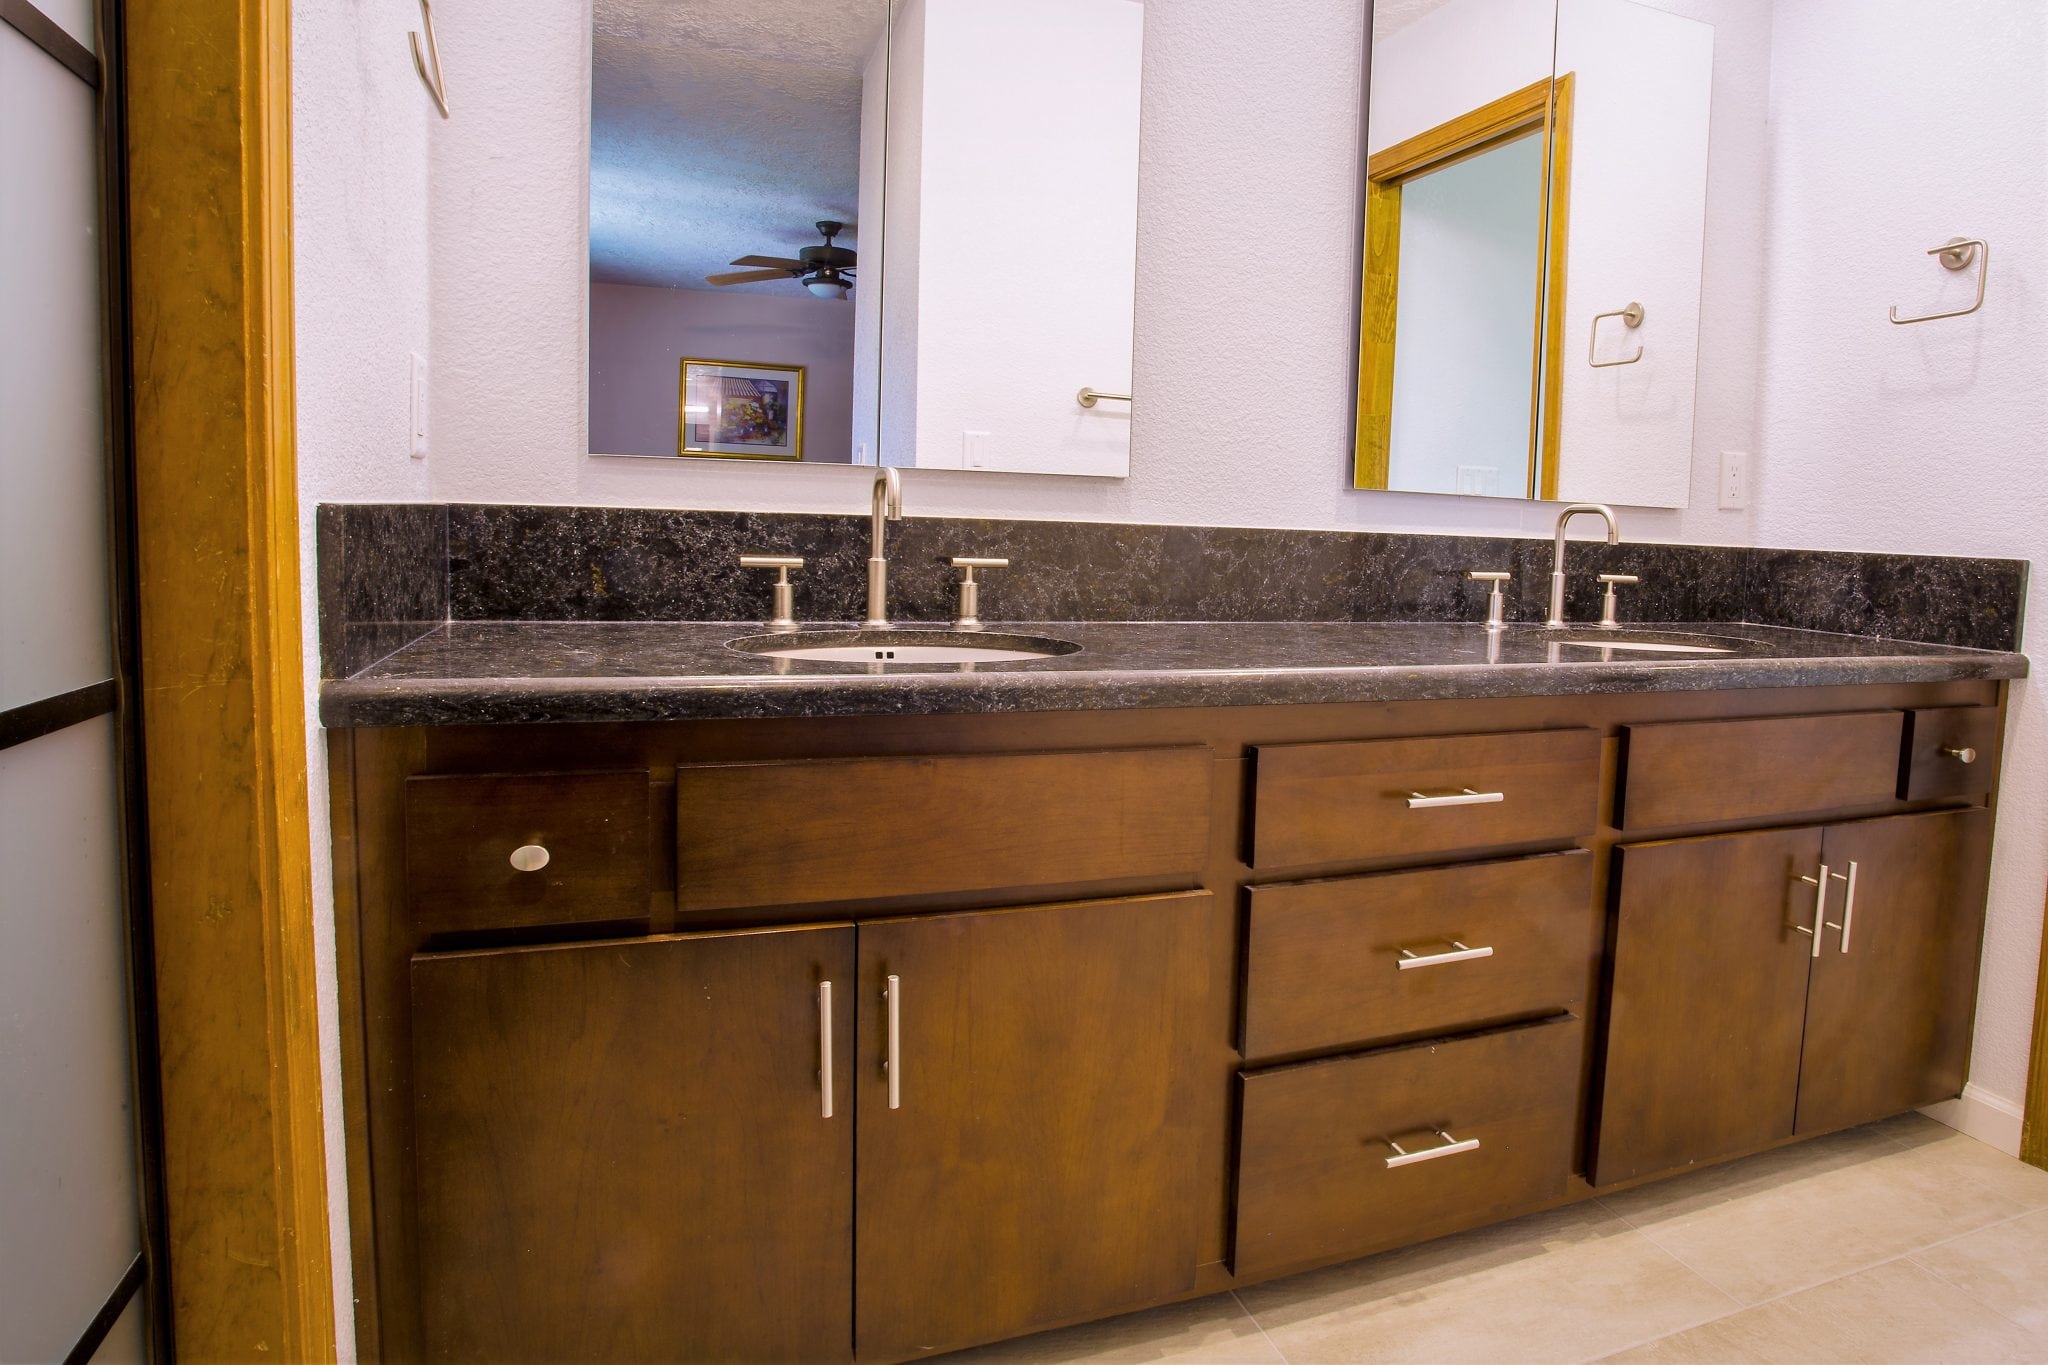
727, 630, 1081, 665
1543, 632, 1740, 655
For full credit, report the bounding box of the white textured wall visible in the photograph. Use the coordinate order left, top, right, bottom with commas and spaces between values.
1551, 0, 1715, 508
414, 0, 1763, 541
292, 2, 435, 1356
900, 0, 1142, 476
1751, 0, 2048, 1122
588, 283, 858, 461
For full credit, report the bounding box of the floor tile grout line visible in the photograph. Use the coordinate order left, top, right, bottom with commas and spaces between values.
1228, 1288, 1292, 1364
1569, 1228, 1752, 1361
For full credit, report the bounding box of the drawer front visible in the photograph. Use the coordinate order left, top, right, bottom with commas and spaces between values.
1619, 710, 1904, 829
1901, 706, 2000, 801
676, 746, 1212, 912
1242, 851, 1596, 1061
405, 771, 651, 934
1250, 729, 1600, 869
1234, 1016, 1581, 1276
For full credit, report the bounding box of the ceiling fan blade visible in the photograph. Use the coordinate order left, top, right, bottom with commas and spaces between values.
706, 268, 795, 286
729, 255, 806, 269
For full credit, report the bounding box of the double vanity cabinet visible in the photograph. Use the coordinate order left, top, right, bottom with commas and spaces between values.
330, 675, 2007, 1362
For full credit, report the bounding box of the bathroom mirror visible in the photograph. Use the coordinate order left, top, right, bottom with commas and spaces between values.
585, 0, 1145, 478
1355, 0, 1714, 506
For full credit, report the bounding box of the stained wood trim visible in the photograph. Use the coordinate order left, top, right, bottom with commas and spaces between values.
1353, 76, 1566, 492
1535, 72, 1573, 501
2024, 882, 2048, 1169
126, 0, 337, 1357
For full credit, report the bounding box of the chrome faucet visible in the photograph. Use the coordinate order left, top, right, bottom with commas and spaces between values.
1547, 503, 1620, 627
865, 467, 903, 627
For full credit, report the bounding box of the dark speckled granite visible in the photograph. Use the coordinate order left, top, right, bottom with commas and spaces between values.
316, 504, 448, 676
318, 620, 2028, 728
432, 504, 2025, 650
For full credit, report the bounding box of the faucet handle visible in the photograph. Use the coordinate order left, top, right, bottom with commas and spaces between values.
739, 555, 804, 630
1597, 573, 1640, 628
1466, 571, 1511, 630
949, 557, 1009, 631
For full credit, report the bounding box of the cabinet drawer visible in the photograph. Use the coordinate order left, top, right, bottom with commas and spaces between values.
1901, 707, 2000, 801
675, 747, 1211, 912
1250, 729, 1599, 868
1234, 1016, 1581, 1276
1242, 851, 1596, 1061
404, 771, 651, 934
1619, 711, 1903, 829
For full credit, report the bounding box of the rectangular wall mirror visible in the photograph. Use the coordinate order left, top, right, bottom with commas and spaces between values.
586, 0, 1145, 478
1355, 0, 1714, 506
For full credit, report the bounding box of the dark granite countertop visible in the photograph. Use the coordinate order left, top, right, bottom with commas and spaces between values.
317, 620, 2029, 728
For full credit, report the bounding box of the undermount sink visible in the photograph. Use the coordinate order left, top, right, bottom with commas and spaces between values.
1536, 630, 1742, 656
727, 629, 1082, 665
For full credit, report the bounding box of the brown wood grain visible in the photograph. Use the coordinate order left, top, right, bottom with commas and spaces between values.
411, 924, 856, 1363
1354, 176, 1401, 490
127, 0, 336, 1354
1243, 850, 1597, 1061
1796, 809, 1992, 1134
676, 746, 1212, 912
1234, 1017, 1581, 1276
854, 893, 1208, 1361
1534, 72, 1573, 500
1619, 710, 1905, 829
403, 770, 651, 933
1592, 826, 1821, 1185
1251, 728, 1599, 869
1901, 706, 2002, 801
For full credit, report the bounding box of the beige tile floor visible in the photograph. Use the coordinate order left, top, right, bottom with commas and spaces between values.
945, 1114, 2048, 1364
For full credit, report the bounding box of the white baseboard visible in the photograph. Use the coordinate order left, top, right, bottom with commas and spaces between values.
1921, 1084, 2026, 1157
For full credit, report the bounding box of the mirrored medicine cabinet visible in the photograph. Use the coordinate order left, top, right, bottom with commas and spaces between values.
584, 0, 1719, 509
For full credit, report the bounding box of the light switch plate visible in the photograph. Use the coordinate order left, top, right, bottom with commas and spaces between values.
1718, 449, 1748, 509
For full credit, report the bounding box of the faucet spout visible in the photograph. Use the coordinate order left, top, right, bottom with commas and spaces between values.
866, 468, 903, 627
1547, 502, 1620, 628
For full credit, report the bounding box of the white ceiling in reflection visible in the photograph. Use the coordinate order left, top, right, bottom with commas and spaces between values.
589, 0, 885, 292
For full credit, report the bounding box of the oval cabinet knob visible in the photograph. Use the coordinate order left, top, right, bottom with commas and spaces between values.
1942, 746, 1979, 764
509, 843, 551, 872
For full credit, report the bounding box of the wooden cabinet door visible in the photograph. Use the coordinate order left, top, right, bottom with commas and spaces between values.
1593, 827, 1821, 1185
854, 893, 1208, 1361
1797, 808, 1992, 1135
411, 924, 855, 1364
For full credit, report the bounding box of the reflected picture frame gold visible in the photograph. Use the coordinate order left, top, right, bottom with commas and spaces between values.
678, 357, 807, 460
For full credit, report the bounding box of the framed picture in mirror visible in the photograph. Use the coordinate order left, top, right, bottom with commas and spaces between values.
679, 359, 807, 461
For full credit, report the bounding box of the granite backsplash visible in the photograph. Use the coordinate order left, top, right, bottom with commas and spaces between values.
316, 503, 2028, 676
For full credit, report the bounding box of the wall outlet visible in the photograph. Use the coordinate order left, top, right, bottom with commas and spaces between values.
963, 430, 991, 469
409, 352, 429, 460
1718, 449, 1748, 509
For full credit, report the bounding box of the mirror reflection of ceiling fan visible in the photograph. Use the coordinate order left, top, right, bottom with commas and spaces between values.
707, 220, 857, 299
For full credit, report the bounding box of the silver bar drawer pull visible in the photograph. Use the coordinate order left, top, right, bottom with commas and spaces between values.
1406, 789, 1506, 809
1796, 864, 1833, 959
818, 981, 834, 1119
1826, 861, 1860, 954
884, 973, 902, 1110
1397, 941, 1495, 971
1385, 1130, 1482, 1169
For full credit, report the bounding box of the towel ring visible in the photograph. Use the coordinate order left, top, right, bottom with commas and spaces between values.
1889, 238, 1988, 324
1588, 302, 1645, 368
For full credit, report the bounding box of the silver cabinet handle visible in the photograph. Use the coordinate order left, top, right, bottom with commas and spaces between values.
1796, 864, 1832, 958
509, 844, 550, 872
1826, 862, 1860, 954
883, 973, 901, 1110
1406, 789, 1505, 809
1397, 941, 1495, 971
818, 981, 834, 1119
1385, 1130, 1481, 1169
1942, 746, 1979, 764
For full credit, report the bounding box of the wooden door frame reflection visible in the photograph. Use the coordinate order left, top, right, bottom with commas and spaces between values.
1353, 73, 1574, 499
